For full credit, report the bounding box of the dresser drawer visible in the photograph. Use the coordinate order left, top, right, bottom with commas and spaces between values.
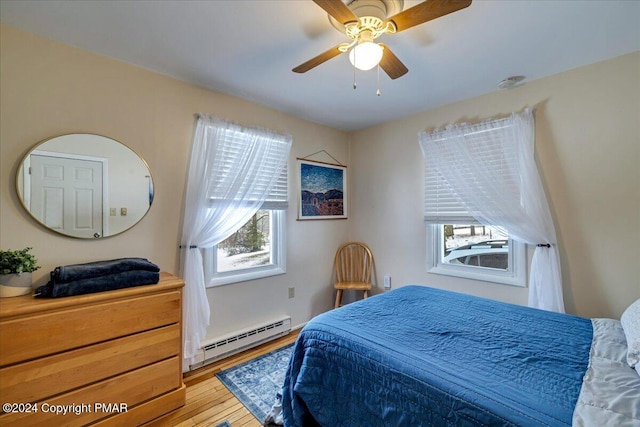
93, 385, 186, 427
0, 357, 181, 427
0, 324, 180, 403
0, 290, 181, 366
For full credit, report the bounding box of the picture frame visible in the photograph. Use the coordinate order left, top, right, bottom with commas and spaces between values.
297, 159, 347, 220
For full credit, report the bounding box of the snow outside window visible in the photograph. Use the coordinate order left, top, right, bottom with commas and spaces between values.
203, 209, 286, 286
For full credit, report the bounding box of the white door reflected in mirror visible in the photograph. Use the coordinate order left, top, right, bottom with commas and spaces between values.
16, 134, 154, 239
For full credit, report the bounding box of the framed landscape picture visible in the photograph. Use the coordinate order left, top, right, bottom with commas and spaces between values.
297, 159, 347, 220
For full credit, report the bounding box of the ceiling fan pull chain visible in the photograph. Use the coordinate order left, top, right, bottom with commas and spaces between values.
353, 57, 357, 90
376, 64, 381, 96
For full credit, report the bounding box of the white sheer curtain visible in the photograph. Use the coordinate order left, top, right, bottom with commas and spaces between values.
180, 114, 291, 370
419, 109, 564, 313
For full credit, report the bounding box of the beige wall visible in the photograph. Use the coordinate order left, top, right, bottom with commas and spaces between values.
0, 25, 349, 339
349, 52, 640, 319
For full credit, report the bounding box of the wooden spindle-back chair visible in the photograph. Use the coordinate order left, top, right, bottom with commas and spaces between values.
333, 242, 374, 308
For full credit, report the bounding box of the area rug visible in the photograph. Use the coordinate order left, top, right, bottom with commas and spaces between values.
215, 422, 231, 427
216, 344, 294, 422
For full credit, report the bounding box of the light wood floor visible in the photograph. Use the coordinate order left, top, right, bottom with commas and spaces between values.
146, 330, 299, 427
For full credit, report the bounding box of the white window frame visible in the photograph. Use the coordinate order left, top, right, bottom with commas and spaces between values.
204, 209, 286, 287
427, 224, 527, 287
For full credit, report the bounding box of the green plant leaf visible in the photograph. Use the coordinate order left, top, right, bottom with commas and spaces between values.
0, 247, 41, 274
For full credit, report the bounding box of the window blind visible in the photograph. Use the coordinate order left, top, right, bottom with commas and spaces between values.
420, 119, 521, 224
206, 124, 290, 210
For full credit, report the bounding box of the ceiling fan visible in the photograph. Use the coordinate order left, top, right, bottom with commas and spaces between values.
293, 0, 472, 80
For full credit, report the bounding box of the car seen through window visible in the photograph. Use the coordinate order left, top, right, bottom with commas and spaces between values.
442, 240, 508, 270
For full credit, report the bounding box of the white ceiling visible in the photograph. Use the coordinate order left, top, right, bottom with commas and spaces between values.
1, 0, 638, 131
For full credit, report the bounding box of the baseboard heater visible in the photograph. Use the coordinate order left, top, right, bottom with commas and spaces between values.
190, 315, 291, 370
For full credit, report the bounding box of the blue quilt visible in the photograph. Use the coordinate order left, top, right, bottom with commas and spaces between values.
282, 286, 593, 427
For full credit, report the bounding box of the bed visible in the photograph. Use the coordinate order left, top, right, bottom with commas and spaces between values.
282, 286, 640, 426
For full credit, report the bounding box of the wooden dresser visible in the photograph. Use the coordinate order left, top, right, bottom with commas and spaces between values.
0, 272, 185, 426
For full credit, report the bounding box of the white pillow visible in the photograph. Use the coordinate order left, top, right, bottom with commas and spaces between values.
620, 298, 640, 369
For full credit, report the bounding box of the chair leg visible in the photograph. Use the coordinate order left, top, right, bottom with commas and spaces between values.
363, 290, 368, 299
334, 289, 343, 309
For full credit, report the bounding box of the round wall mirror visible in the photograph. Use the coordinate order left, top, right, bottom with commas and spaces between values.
16, 134, 154, 239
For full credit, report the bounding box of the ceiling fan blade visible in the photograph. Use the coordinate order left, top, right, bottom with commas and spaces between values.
313, 0, 358, 25
293, 45, 344, 73
379, 44, 408, 80
386, 0, 472, 33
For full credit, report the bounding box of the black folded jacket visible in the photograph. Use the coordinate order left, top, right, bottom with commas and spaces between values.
50, 257, 159, 284
35, 270, 160, 298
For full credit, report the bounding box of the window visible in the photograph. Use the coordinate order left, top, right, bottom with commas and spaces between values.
189, 116, 290, 288
419, 115, 532, 287
428, 224, 526, 286
204, 209, 286, 286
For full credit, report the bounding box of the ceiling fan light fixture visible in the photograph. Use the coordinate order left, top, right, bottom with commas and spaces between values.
294, 0, 470, 79
349, 41, 383, 71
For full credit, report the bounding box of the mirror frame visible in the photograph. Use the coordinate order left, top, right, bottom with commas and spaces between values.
16, 133, 154, 239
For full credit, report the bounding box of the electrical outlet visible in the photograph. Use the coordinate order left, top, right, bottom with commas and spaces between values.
110, 208, 116, 216
384, 276, 391, 290
120, 207, 127, 216
288, 287, 295, 299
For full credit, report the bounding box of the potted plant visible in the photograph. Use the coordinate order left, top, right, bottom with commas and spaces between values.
0, 247, 41, 298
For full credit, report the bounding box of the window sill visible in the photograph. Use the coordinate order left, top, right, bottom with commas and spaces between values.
206, 266, 286, 288
428, 264, 525, 287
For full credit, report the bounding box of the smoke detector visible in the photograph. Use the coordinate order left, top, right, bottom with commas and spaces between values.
498, 75, 526, 89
